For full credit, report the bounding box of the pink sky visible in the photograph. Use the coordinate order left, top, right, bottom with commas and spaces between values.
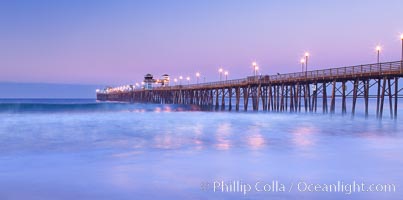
1, 0, 403, 86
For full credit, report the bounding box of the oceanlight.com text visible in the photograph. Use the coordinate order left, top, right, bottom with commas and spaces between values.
200, 180, 396, 195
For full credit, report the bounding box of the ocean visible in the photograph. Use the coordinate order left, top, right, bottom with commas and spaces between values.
0, 99, 402, 199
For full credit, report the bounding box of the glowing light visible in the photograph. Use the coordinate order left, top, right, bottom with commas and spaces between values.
300, 58, 305, 63
376, 46, 381, 51
219, 68, 223, 73
224, 71, 228, 75
179, 76, 183, 79
304, 52, 310, 57
252, 62, 259, 76
401, 34, 403, 40
196, 72, 200, 77
186, 77, 190, 81
174, 78, 177, 82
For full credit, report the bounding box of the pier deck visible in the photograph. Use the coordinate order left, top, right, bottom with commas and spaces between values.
97, 61, 403, 119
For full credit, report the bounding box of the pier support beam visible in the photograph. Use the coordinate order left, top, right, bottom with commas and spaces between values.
352, 79, 358, 116
395, 78, 398, 119
388, 78, 393, 119
221, 88, 225, 110
364, 80, 369, 118
235, 87, 240, 111
376, 78, 381, 118
229, 88, 233, 111
379, 77, 387, 119
323, 82, 328, 113
342, 81, 347, 115
243, 87, 249, 111
330, 81, 336, 114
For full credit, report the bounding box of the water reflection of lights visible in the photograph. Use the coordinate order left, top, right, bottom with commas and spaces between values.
154, 107, 162, 112
247, 132, 265, 149
292, 126, 317, 147
163, 106, 172, 112
193, 124, 204, 150
215, 123, 232, 150
154, 132, 182, 149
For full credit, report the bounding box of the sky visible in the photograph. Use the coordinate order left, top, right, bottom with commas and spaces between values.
0, 82, 103, 98
0, 0, 403, 97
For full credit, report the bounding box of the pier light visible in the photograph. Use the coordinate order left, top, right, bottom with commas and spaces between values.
219, 68, 223, 81
186, 76, 190, 85
300, 58, 305, 72
96, 89, 100, 93
179, 76, 183, 85
252, 62, 258, 76
304, 52, 310, 74
376, 45, 381, 63
224, 71, 228, 81
174, 78, 178, 86
400, 34, 403, 61
196, 72, 200, 84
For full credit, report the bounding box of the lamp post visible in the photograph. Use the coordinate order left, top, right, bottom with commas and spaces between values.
174, 78, 178, 86
376, 46, 381, 63
376, 46, 381, 73
304, 52, 309, 75
186, 77, 190, 85
196, 72, 200, 84
252, 62, 258, 76
219, 68, 223, 81
300, 58, 305, 73
400, 34, 403, 73
400, 34, 403, 61
224, 71, 228, 81
179, 76, 183, 85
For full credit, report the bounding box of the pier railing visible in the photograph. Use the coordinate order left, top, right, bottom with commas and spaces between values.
269, 60, 402, 83
149, 61, 402, 91
97, 60, 402, 119
100, 60, 402, 94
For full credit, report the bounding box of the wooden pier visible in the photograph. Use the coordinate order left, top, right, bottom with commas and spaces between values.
97, 61, 403, 119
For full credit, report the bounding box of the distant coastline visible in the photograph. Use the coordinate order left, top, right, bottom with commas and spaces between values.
0, 82, 104, 99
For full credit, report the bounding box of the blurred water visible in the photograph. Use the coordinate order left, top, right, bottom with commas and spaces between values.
0, 99, 402, 199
